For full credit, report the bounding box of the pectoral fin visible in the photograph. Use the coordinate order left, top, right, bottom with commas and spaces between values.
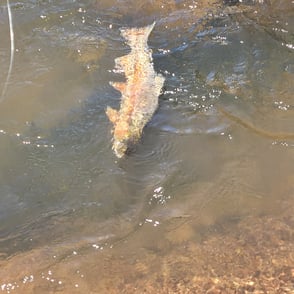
106, 107, 119, 124
110, 81, 126, 93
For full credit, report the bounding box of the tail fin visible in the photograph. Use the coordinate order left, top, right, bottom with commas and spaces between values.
120, 22, 156, 51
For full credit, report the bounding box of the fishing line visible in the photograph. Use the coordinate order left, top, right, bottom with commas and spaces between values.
0, 0, 15, 102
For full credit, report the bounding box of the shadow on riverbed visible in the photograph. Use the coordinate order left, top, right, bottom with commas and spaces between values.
1, 192, 293, 293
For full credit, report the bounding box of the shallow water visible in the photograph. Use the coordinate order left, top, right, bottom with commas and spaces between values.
0, 0, 293, 292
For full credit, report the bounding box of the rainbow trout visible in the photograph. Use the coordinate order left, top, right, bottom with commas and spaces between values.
106, 22, 165, 158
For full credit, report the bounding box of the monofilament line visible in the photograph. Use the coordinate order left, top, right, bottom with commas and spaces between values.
0, 0, 15, 102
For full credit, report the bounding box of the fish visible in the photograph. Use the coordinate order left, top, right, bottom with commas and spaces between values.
106, 22, 165, 158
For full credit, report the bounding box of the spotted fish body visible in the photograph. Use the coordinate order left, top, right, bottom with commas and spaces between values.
106, 22, 165, 158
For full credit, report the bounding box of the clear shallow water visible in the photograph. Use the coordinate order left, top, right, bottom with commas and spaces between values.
0, 0, 293, 292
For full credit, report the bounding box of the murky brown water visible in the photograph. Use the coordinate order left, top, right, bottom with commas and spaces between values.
0, 0, 293, 293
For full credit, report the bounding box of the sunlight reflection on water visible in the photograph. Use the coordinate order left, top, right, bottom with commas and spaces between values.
0, 0, 293, 292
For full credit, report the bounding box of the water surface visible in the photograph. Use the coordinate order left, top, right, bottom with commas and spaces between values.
0, 0, 293, 292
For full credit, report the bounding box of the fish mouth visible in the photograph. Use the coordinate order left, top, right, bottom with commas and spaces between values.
112, 137, 138, 158
112, 140, 128, 158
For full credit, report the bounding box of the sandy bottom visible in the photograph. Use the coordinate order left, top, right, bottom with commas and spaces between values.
1, 196, 294, 294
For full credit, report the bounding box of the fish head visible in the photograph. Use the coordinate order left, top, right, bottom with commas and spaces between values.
112, 123, 141, 158
112, 139, 128, 158
112, 121, 131, 158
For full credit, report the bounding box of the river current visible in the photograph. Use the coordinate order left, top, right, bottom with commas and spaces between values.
0, 0, 293, 292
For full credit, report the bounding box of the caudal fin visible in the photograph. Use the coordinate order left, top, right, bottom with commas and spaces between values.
120, 22, 156, 50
